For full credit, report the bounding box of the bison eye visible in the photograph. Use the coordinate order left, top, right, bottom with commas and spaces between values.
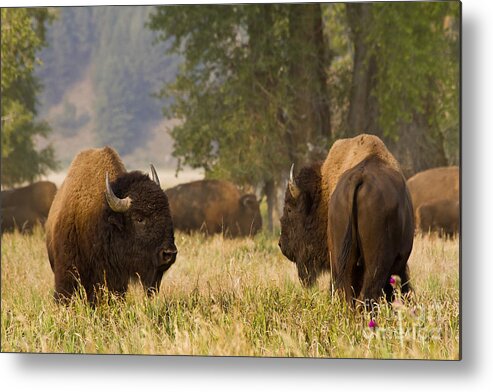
135, 216, 145, 224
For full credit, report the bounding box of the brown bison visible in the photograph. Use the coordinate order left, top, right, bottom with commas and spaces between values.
279, 134, 414, 304
406, 166, 459, 235
1, 181, 57, 233
2, 206, 44, 233
416, 198, 459, 237
46, 147, 177, 302
165, 180, 262, 237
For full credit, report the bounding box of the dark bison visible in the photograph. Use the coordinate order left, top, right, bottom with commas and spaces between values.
406, 166, 459, 235
165, 180, 262, 237
416, 198, 459, 237
279, 134, 414, 304
1, 181, 57, 233
46, 147, 177, 302
2, 206, 44, 233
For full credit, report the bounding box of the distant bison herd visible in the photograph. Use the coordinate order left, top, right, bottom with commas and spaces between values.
1, 135, 460, 306
166, 179, 262, 237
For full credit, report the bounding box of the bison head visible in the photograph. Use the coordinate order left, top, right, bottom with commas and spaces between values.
279, 163, 328, 287
103, 166, 177, 294
236, 194, 262, 236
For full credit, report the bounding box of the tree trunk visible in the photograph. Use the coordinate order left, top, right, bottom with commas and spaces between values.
287, 4, 331, 168
346, 3, 378, 134
385, 114, 449, 178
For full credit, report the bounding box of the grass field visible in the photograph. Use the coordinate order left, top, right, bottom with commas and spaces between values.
1, 228, 459, 359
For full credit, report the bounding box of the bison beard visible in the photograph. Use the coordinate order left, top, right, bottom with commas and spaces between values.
46, 147, 177, 303
279, 134, 414, 305
279, 163, 329, 287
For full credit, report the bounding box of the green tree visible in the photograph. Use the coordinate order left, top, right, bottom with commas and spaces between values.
1, 8, 58, 187
345, 2, 460, 176
149, 3, 331, 230
148, 2, 459, 229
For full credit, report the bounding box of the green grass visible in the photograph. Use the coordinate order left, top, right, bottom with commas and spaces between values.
1, 228, 459, 359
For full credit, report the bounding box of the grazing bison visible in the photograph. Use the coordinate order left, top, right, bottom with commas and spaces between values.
166, 180, 262, 237
1, 206, 44, 233
279, 134, 414, 304
416, 198, 459, 237
406, 166, 459, 235
46, 147, 177, 302
1, 181, 57, 233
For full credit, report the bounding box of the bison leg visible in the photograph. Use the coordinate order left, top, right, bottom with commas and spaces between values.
358, 255, 394, 305
54, 266, 80, 303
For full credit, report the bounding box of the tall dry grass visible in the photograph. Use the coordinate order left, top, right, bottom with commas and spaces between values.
1, 227, 459, 359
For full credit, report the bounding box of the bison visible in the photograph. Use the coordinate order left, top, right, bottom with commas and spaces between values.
416, 198, 459, 237
165, 180, 262, 237
2, 206, 45, 233
1, 181, 57, 233
279, 134, 414, 304
406, 166, 459, 236
45, 147, 177, 302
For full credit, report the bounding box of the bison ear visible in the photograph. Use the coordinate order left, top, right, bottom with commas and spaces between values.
108, 213, 124, 231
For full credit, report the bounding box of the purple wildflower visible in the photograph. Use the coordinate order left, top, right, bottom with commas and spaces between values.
390, 275, 401, 289
368, 319, 377, 329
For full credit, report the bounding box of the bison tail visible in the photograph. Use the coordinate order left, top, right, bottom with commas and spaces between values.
335, 178, 363, 287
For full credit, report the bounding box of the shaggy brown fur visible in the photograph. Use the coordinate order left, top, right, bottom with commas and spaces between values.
279, 135, 414, 303
46, 147, 177, 303
1, 181, 57, 233
406, 166, 459, 233
416, 198, 459, 237
166, 180, 262, 237
279, 163, 328, 286
321, 134, 402, 204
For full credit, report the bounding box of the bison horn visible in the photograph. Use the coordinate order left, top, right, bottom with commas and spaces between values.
105, 173, 132, 213
241, 194, 256, 208
150, 163, 160, 187
288, 163, 300, 199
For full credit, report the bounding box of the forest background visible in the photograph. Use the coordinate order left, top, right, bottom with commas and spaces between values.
1, 2, 459, 230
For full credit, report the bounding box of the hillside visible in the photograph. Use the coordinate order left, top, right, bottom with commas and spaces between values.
35, 6, 183, 170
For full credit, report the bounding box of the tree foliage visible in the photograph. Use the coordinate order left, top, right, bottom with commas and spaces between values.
1, 8, 58, 187
148, 4, 330, 182
148, 2, 460, 225
149, 4, 333, 229
368, 2, 460, 141
344, 1, 460, 175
